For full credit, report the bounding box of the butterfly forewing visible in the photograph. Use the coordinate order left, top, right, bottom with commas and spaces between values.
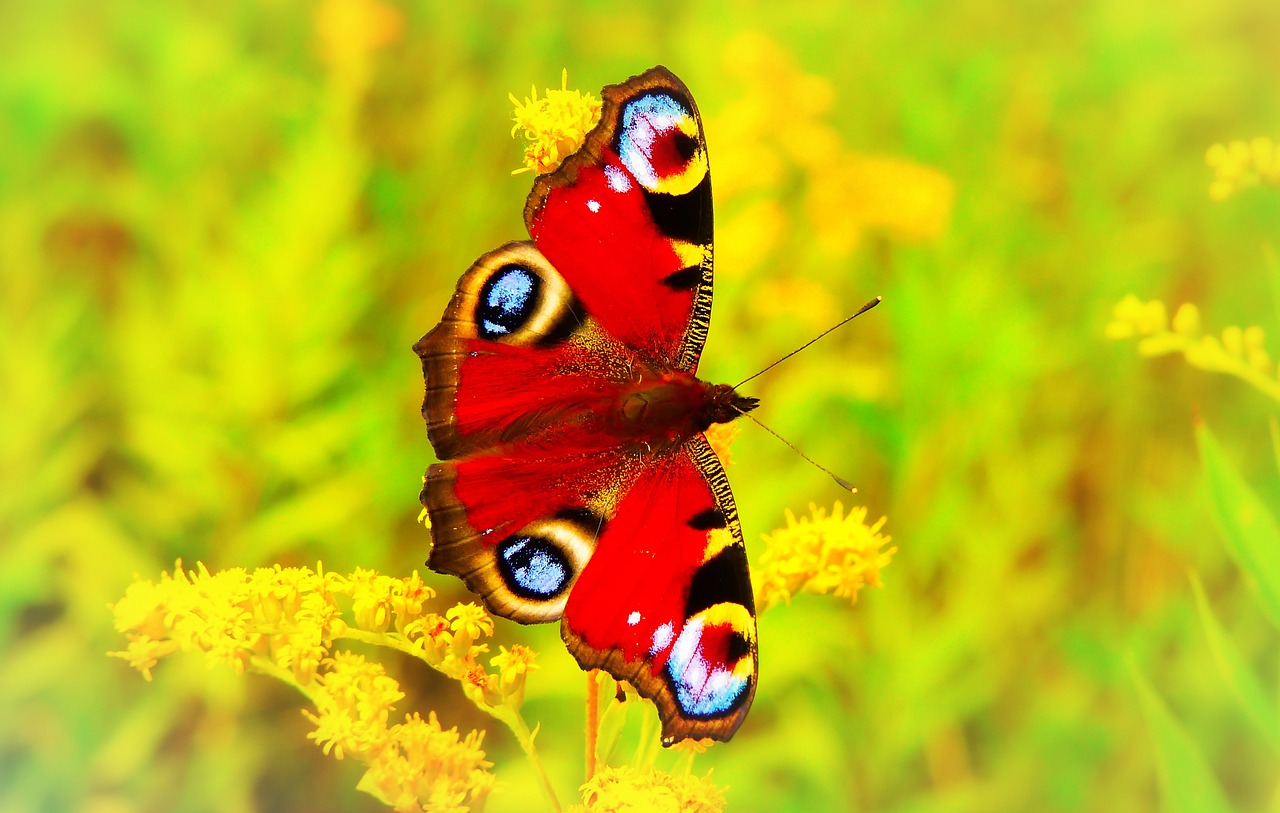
417, 66, 757, 744
525, 69, 715, 373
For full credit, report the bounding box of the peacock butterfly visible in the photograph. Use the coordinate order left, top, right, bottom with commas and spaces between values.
415, 66, 759, 744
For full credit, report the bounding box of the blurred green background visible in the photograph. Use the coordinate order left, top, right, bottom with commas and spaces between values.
4, 0, 1280, 810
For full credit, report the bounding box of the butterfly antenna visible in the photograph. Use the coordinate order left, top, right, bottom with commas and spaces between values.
731, 406, 857, 493
734, 296, 883, 389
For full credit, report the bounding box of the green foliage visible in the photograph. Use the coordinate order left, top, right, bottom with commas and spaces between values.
1129, 657, 1237, 813
1198, 425, 1280, 629
3, 0, 1279, 810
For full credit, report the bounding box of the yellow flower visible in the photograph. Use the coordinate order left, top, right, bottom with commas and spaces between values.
113, 562, 505, 811
337, 568, 437, 634
358, 712, 495, 813
446, 602, 494, 661
1206, 137, 1280, 200
1107, 294, 1280, 403
490, 644, 538, 708
510, 69, 602, 175
568, 765, 725, 813
670, 738, 715, 756
753, 502, 895, 612
704, 421, 741, 467
714, 31, 953, 282
314, 0, 403, 73
303, 654, 496, 811
305, 651, 404, 759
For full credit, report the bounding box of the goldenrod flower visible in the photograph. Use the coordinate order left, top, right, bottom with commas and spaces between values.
753, 503, 895, 612
1206, 137, 1280, 200
715, 31, 953, 280
491, 644, 538, 708
358, 712, 496, 813
510, 69, 602, 175
447, 602, 495, 661
1107, 294, 1280, 402
304, 654, 495, 811
111, 562, 510, 811
704, 420, 741, 467
569, 765, 725, 813
314, 0, 403, 72
305, 651, 405, 759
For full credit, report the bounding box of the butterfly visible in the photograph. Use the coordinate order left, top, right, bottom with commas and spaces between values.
415, 66, 759, 745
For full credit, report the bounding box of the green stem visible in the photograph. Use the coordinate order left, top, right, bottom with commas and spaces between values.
500, 712, 563, 813
247, 655, 318, 703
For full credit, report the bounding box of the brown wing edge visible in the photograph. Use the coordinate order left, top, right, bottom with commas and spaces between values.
522, 65, 715, 374
422, 459, 612, 626
413, 241, 538, 462
560, 434, 758, 745
413, 240, 595, 462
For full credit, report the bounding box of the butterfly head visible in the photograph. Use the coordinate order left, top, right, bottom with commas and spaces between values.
703, 383, 758, 428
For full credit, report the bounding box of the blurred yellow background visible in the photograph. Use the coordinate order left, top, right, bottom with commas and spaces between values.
4, 0, 1280, 810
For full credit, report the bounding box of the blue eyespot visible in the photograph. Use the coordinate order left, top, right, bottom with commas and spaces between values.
664, 615, 751, 718
621, 93, 689, 142
617, 93, 693, 189
497, 535, 570, 600
477, 265, 539, 339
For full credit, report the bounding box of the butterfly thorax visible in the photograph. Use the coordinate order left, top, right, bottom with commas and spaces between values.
612, 372, 758, 444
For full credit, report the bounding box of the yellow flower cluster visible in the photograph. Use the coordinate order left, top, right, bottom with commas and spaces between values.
568, 765, 725, 813
357, 710, 493, 813
1206, 137, 1280, 200
313, 0, 402, 92
510, 69, 603, 175
752, 503, 895, 612
703, 420, 742, 467
1107, 295, 1280, 402
108, 562, 540, 811
110, 561, 344, 681
305, 653, 495, 812
715, 32, 953, 272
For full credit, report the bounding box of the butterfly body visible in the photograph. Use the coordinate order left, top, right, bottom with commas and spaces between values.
417, 67, 759, 744
612, 373, 757, 444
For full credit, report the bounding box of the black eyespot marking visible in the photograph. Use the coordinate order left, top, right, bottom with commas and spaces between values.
645, 174, 713, 244
661, 266, 702, 291
686, 544, 755, 616
496, 534, 571, 600
477, 265, 540, 340
672, 129, 699, 162
687, 507, 726, 530
726, 630, 752, 663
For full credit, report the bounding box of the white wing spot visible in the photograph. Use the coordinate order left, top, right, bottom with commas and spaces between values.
604, 165, 632, 192
649, 621, 675, 655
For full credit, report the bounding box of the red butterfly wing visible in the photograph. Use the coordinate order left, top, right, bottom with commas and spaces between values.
417, 66, 758, 744
414, 241, 634, 461
525, 68, 714, 373
562, 434, 757, 744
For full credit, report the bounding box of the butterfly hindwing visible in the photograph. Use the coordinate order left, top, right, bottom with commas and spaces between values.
562, 434, 758, 744
525, 67, 714, 373
418, 66, 759, 744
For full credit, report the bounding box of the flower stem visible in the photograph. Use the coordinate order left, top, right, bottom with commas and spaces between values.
247, 655, 318, 703
503, 714, 562, 813
586, 670, 600, 782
